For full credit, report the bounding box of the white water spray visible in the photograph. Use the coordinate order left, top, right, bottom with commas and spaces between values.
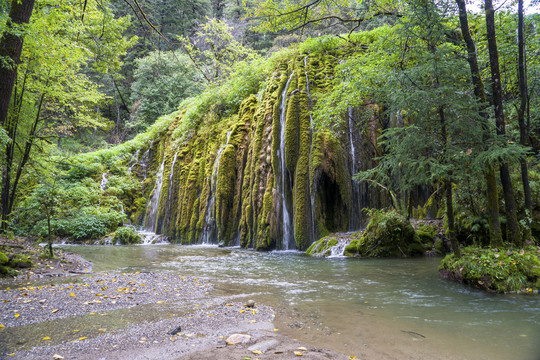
144, 160, 165, 232
278, 71, 295, 250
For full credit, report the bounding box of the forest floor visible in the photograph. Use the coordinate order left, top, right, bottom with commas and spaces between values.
0, 240, 350, 360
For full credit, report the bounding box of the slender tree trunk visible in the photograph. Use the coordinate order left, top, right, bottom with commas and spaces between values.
0, 0, 36, 127
485, 0, 521, 246
439, 107, 460, 257
517, 0, 532, 242
8, 93, 45, 215
455, 0, 502, 246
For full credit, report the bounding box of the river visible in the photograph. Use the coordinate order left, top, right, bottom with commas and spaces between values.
59, 244, 539, 360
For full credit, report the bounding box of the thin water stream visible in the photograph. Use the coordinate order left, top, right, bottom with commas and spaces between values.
55, 245, 539, 360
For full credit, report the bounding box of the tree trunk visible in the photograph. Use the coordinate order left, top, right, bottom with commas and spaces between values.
455, 0, 503, 246
517, 0, 532, 242
439, 106, 460, 257
484, 0, 521, 246
0, 0, 36, 127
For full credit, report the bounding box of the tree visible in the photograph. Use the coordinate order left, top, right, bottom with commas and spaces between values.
0, 0, 36, 129
455, 0, 503, 247
484, 0, 521, 246
0, 0, 135, 230
129, 50, 204, 132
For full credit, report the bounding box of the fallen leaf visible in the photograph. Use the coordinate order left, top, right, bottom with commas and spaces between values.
52, 309, 59, 313
73, 329, 80, 332
7, 353, 15, 357
78, 337, 87, 340
0, 324, 5, 328
294, 351, 304, 356
42, 336, 51, 341
349, 356, 358, 360
273, 329, 278, 332
98, 328, 107, 332
53, 355, 65, 359
297, 347, 307, 351
156, 301, 163, 304
239, 309, 245, 313
252, 350, 263, 354
14, 313, 20, 318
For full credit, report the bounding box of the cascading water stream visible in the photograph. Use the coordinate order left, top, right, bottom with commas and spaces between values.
100, 173, 108, 191
348, 107, 362, 230
202, 131, 232, 244
304, 56, 317, 244
144, 160, 165, 232
278, 71, 295, 250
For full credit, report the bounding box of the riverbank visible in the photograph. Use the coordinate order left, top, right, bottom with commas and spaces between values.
0, 268, 350, 360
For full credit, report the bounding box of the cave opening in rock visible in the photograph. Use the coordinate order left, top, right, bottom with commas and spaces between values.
317, 172, 348, 233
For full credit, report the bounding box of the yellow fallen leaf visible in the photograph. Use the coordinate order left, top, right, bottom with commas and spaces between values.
239, 309, 245, 313
98, 328, 107, 332
73, 329, 80, 332
273, 328, 278, 332
52, 309, 59, 313
42, 336, 51, 341
294, 351, 303, 356
297, 347, 307, 351
14, 313, 20, 318
0, 324, 5, 328
157, 301, 163, 304
79, 337, 87, 340
7, 353, 15, 357
70, 293, 75, 297
349, 356, 358, 360
252, 350, 263, 354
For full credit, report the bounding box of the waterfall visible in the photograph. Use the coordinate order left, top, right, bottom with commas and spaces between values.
127, 149, 140, 174
304, 56, 317, 244
202, 130, 232, 244
144, 160, 165, 232
100, 173, 108, 191
166, 151, 179, 223
348, 107, 361, 230
278, 71, 295, 250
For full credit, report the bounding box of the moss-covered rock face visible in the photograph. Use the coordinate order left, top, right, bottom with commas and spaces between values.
306, 237, 339, 257
67, 38, 392, 250
354, 210, 425, 258
439, 246, 540, 294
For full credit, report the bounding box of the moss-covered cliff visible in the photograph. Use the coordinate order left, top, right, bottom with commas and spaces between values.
39, 37, 392, 250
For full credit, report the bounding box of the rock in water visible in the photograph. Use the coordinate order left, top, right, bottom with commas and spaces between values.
168, 326, 182, 335
226, 333, 252, 345
246, 299, 255, 308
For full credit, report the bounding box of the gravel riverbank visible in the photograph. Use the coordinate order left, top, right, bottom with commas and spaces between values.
0, 268, 349, 360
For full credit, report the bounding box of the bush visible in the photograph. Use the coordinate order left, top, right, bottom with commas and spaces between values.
113, 226, 142, 245
439, 246, 540, 293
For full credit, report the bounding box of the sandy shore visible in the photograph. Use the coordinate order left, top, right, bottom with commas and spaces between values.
0, 266, 349, 360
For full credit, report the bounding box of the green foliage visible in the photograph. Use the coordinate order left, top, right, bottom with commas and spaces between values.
439, 246, 540, 293
130, 50, 205, 130
113, 226, 142, 245
0, 252, 8, 265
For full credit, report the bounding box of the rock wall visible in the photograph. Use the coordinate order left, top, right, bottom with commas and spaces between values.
127, 50, 391, 250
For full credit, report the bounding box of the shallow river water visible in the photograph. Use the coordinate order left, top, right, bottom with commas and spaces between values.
60, 244, 539, 360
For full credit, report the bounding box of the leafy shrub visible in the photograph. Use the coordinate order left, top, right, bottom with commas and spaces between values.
439, 246, 540, 293
112, 226, 141, 245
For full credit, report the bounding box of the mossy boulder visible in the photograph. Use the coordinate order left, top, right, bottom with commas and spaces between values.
439, 246, 540, 293
0, 251, 8, 265
357, 210, 424, 258
344, 239, 362, 257
8, 254, 33, 268
112, 227, 142, 245
306, 237, 339, 257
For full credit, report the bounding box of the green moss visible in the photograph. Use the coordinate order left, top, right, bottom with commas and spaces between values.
359, 209, 423, 257
0, 252, 8, 265
306, 236, 339, 257
439, 246, 540, 293
344, 238, 362, 257
9, 254, 33, 269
